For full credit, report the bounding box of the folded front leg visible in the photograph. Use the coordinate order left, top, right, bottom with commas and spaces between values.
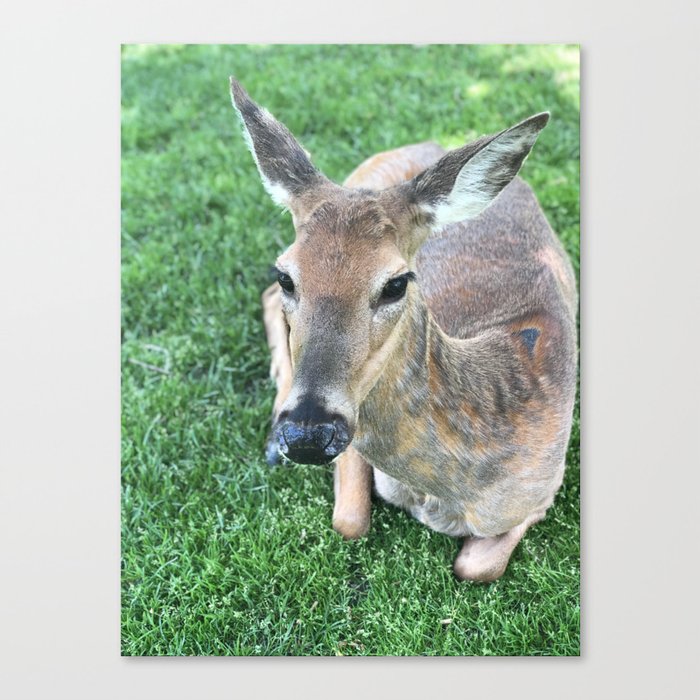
453, 511, 545, 582
332, 446, 373, 539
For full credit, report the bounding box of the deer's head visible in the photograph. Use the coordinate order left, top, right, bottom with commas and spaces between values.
230, 78, 548, 465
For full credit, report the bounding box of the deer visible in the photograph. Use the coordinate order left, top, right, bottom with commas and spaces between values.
229, 77, 577, 582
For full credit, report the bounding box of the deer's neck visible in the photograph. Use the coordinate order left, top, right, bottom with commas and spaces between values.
359, 297, 430, 418
354, 288, 530, 497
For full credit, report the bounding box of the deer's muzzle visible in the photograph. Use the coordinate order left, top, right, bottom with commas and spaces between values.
273, 398, 352, 465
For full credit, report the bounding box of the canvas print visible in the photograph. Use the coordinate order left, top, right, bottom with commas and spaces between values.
121, 44, 580, 656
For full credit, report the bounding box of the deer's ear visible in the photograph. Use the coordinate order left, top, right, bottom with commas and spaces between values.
404, 113, 550, 230
230, 77, 327, 210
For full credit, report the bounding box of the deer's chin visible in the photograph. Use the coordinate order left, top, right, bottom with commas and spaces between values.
276, 443, 350, 467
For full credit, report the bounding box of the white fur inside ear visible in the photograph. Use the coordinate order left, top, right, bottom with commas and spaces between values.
423, 124, 540, 229
231, 99, 293, 208
260, 177, 293, 209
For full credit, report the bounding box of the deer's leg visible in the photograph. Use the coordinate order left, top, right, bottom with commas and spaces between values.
453, 511, 545, 583
261, 283, 293, 464
332, 446, 373, 539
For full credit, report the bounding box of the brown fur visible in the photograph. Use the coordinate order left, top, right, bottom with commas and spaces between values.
231, 78, 577, 582
344, 143, 447, 190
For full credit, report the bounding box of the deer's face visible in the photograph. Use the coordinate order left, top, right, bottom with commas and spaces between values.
230, 77, 548, 464
272, 194, 417, 464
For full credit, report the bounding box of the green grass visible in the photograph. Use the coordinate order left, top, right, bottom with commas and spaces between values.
121, 44, 580, 656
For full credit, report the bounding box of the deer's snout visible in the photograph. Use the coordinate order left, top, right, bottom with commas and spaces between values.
273, 399, 352, 465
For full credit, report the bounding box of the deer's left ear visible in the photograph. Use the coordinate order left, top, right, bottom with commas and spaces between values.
230, 77, 329, 211
402, 112, 550, 231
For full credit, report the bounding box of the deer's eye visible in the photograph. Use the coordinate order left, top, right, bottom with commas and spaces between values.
277, 271, 295, 294
380, 272, 415, 302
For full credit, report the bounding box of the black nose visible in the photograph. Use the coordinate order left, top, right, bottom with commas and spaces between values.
274, 412, 351, 466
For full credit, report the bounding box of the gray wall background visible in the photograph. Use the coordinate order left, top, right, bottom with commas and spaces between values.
1, 1, 698, 698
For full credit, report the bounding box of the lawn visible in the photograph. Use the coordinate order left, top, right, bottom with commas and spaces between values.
121, 44, 580, 656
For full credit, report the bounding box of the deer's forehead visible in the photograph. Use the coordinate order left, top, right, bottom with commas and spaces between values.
289, 234, 401, 291
281, 201, 401, 278
298, 196, 396, 240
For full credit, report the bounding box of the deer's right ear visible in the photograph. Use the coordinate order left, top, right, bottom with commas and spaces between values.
230, 77, 327, 211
